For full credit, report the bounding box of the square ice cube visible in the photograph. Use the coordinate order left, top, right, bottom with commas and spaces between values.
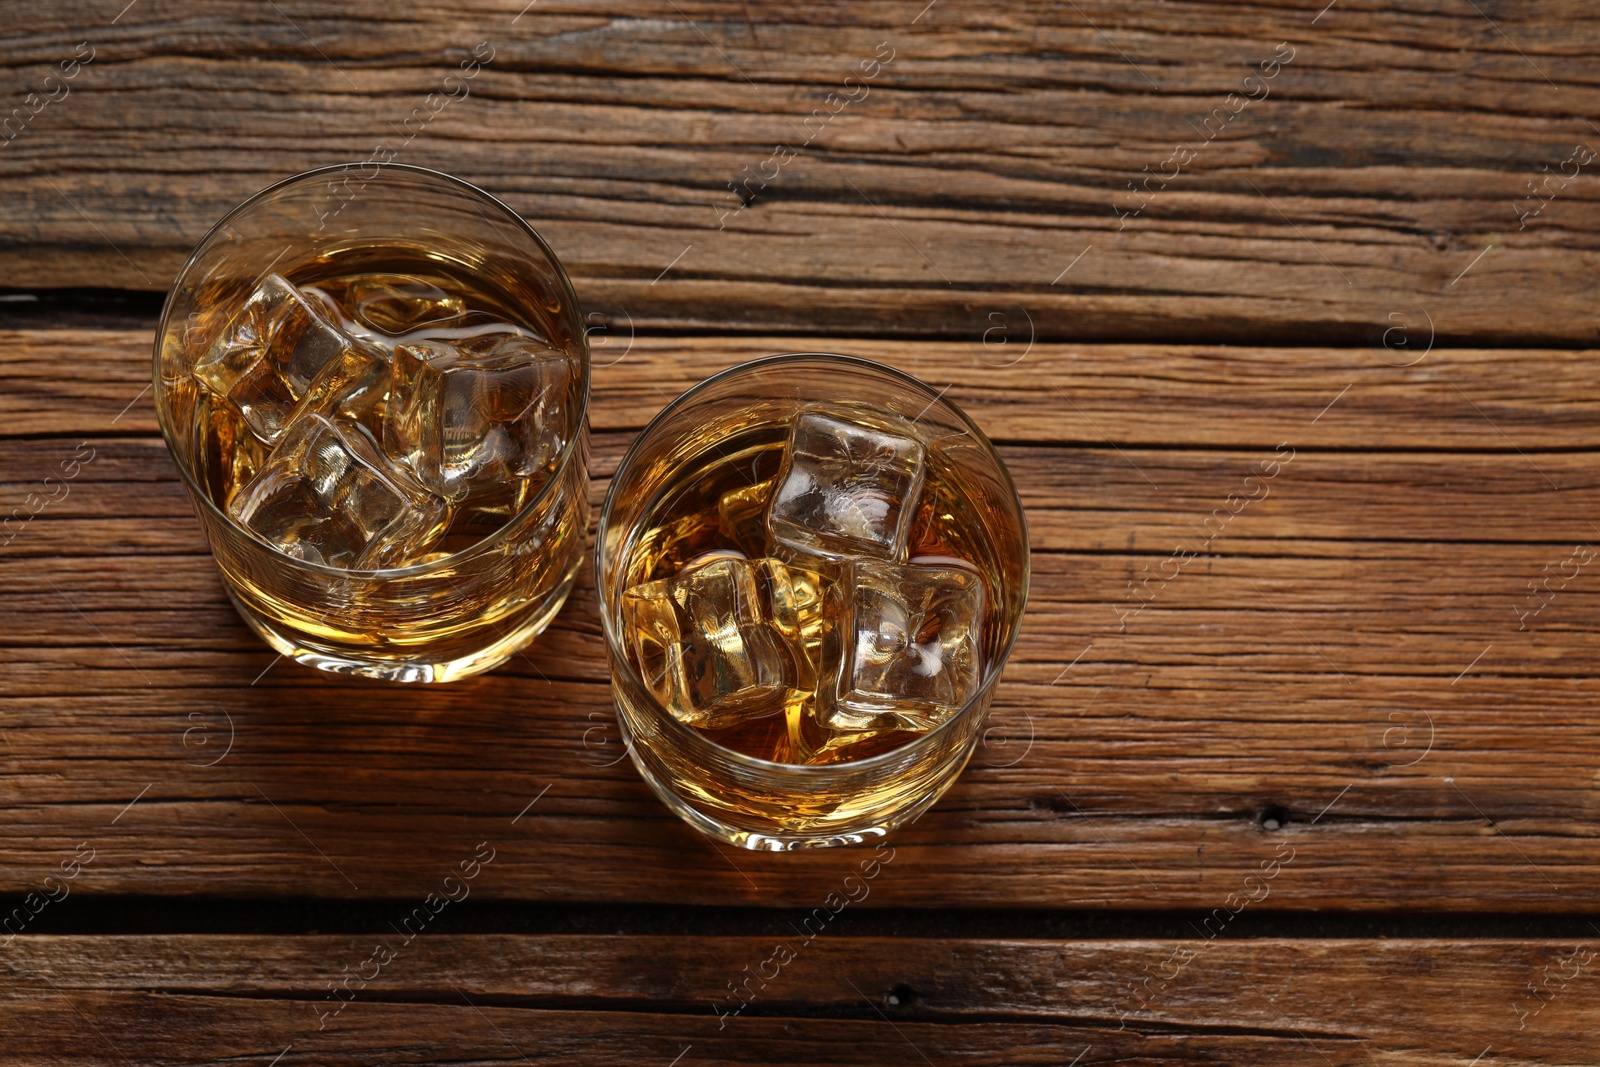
384, 333, 570, 499
820, 558, 986, 733
292, 342, 391, 438
229, 413, 447, 570
767, 409, 926, 561
621, 556, 821, 731
192, 274, 357, 443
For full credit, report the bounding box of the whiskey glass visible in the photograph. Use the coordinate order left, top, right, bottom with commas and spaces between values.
595, 354, 1029, 849
154, 163, 589, 682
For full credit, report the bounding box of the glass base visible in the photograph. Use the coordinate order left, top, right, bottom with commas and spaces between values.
225, 570, 577, 683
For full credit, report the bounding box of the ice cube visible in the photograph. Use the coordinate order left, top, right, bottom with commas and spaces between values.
767, 409, 926, 561
621, 555, 821, 731
302, 276, 537, 366
629, 510, 729, 582
192, 274, 359, 443
292, 342, 391, 438
191, 392, 269, 511
819, 558, 985, 733
684, 547, 751, 567
404, 320, 546, 353
384, 333, 570, 499
229, 413, 447, 569
717, 477, 774, 558
340, 274, 467, 336
762, 554, 825, 688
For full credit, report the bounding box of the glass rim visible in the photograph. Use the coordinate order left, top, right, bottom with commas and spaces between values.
594, 351, 1032, 775
151, 161, 592, 580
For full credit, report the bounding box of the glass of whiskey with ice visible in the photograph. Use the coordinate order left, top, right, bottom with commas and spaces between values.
596, 354, 1029, 848
154, 164, 589, 682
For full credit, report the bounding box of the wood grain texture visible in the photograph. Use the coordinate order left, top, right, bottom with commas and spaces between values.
3, 328, 1598, 909
4, 935, 1596, 1064
2, 3, 1600, 341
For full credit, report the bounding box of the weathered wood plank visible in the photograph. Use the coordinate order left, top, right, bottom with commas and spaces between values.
7, 328, 1600, 450
10, 435, 1600, 555
3, 935, 1594, 1064
2, 328, 1598, 907
2, 3, 1599, 341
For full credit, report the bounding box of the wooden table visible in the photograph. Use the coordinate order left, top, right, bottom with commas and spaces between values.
3, 3, 1597, 1062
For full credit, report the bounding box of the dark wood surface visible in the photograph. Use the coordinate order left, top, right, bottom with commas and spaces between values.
3, 1, 1599, 1063
7, 935, 1598, 1064
3, 2, 1600, 343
